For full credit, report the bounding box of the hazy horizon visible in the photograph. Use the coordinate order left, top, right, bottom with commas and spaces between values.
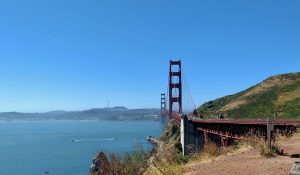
0, 106, 161, 113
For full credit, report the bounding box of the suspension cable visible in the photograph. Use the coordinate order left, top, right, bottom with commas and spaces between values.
182, 68, 200, 118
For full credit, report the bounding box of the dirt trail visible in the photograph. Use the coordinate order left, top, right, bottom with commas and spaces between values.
185, 135, 300, 175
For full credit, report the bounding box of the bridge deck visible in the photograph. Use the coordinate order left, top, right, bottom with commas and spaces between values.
190, 119, 300, 126
170, 114, 300, 127
169, 114, 300, 147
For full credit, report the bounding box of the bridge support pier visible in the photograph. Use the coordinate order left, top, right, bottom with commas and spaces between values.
181, 115, 201, 155
181, 115, 187, 156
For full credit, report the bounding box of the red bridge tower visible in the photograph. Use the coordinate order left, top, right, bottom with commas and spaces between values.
160, 93, 167, 115
168, 60, 182, 118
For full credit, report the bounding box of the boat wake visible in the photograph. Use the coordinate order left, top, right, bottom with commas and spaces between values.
71, 139, 89, 142
98, 138, 115, 141
71, 138, 115, 142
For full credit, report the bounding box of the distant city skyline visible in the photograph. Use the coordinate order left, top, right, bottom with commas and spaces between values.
0, 1, 299, 112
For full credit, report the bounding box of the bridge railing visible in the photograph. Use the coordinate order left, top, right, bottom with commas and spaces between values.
190, 118, 300, 126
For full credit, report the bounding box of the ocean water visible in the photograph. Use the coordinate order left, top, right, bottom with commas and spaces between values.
0, 120, 164, 175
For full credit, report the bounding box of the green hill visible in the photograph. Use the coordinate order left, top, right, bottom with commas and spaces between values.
195, 72, 300, 119
0, 107, 160, 121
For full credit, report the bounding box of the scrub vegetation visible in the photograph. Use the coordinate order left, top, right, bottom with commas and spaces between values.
90, 146, 150, 175
195, 72, 300, 119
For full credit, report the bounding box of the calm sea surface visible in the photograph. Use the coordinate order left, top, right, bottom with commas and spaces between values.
0, 120, 164, 175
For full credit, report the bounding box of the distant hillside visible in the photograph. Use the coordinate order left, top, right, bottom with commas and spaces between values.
0, 107, 160, 121
195, 72, 300, 119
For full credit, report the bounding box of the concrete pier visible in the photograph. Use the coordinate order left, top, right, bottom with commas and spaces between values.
181, 115, 201, 155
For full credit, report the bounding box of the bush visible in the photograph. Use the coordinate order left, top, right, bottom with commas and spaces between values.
202, 142, 221, 157
175, 154, 189, 164
91, 146, 149, 175
260, 142, 281, 158
238, 135, 261, 149
174, 142, 182, 152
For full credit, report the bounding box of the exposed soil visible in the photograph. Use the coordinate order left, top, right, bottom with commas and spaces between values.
277, 88, 300, 105
184, 135, 300, 175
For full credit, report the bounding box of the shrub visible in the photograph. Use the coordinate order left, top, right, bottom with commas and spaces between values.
175, 154, 189, 164
259, 143, 280, 158
202, 142, 221, 157
260, 144, 277, 158
239, 135, 261, 149
91, 147, 149, 175
174, 141, 182, 152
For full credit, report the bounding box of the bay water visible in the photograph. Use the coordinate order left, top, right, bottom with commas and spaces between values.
0, 120, 164, 175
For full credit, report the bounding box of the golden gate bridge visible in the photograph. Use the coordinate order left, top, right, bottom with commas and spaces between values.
161, 60, 300, 155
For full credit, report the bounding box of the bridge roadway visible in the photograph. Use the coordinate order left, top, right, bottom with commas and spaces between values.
169, 113, 300, 153
170, 113, 300, 127
171, 113, 300, 125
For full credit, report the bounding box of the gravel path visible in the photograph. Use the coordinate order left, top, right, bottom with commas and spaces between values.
185, 135, 300, 175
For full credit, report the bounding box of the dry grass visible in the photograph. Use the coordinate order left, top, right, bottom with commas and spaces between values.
259, 143, 280, 158
146, 131, 299, 175
190, 143, 222, 164
144, 120, 186, 175
295, 129, 300, 137
219, 77, 284, 112
188, 142, 238, 166
240, 135, 281, 158
239, 135, 263, 148
219, 73, 300, 113
91, 147, 150, 175
147, 125, 300, 175
201, 142, 222, 157
189, 134, 281, 166
277, 134, 291, 142
277, 88, 300, 105
243, 74, 299, 97
156, 163, 184, 175
145, 146, 185, 175
220, 100, 247, 111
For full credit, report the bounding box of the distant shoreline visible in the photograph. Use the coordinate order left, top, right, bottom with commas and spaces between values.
0, 119, 161, 122
0, 107, 161, 122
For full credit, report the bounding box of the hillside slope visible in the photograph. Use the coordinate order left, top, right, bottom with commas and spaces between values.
195, 72, 300, 119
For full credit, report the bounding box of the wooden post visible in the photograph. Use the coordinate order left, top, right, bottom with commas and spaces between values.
267, 117, 274, 147
204, 131, 208, 144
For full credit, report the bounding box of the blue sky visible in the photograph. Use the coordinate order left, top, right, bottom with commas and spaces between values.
0, 0, 299, 112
